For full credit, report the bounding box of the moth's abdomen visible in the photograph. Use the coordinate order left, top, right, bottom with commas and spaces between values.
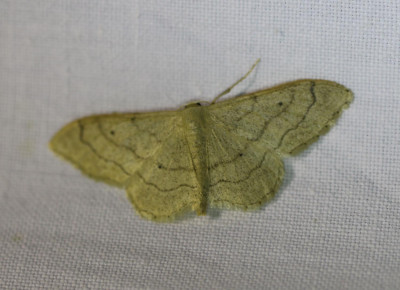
181, 107, 210, 213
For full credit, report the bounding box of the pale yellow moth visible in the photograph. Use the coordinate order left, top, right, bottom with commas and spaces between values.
50, 60, 353, 222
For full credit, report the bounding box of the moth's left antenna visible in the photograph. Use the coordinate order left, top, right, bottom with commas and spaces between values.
211, 58, 260, 104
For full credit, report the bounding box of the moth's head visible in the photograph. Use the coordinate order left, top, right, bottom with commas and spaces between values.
183, 101, 210, 109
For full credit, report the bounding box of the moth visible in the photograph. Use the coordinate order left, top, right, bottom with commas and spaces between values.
50, 60, 353, 222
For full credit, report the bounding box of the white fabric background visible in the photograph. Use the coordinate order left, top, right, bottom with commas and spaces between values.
1, 1, 399, 289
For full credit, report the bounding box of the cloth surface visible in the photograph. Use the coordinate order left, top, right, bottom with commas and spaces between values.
1, 1, 399, 289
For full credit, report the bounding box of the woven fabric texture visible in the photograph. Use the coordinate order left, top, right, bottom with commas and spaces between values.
1, 1, 399, 289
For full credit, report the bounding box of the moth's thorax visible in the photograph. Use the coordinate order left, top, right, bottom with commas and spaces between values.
182, 105, 207, 131
181, 106, 208, 162
181, 106, 210, 214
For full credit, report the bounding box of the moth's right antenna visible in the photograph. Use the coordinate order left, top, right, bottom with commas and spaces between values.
211, 58, 260, 104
